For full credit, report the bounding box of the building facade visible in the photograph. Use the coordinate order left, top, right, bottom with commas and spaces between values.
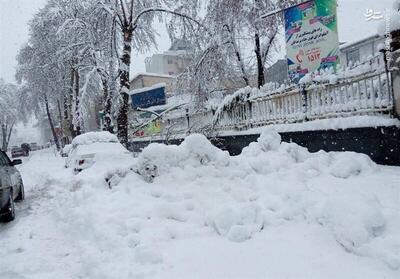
264, 34, 386, 85
145, 39, 192, 76
130, 72, 174, 96
339, 34, 385, 67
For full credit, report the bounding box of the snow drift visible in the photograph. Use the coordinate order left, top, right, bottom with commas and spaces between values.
131, 129, 398, 270
2, 131, 400, 279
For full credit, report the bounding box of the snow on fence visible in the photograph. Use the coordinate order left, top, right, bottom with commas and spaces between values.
160, 70, 394, 134
214, 71, 393, 131
163, 110, 215, 135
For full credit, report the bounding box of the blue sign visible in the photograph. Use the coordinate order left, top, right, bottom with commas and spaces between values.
131, 86, 166, 109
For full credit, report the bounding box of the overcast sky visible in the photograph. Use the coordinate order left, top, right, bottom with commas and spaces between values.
0, 0, 395, 83
0, 0, 171, 83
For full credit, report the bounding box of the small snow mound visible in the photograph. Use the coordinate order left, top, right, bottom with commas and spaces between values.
209, 205, 264, 242
329, 152, 376, 178
137, 134, 230, 181
227, 225, 252, 242
316, 197, 386, 251
71, 131, 118, 146
257, 129, 281, 152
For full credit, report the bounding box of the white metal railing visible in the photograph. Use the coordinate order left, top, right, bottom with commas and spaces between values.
133, 70, 394, 139
213, 71, 393, 131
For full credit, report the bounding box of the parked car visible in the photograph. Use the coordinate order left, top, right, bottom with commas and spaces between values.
61, 144, 72, 157
11, 146, 25, 158
30, 142, 39, 151
0, 150, 24, 222
65, 132, 132, 174
21, 143, 30, 156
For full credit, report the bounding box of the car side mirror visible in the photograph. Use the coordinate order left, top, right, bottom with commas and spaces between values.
12, 159, 22, 166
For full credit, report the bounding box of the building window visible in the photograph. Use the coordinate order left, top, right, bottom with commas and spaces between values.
167, 59, 173, 64
346, 48, 360, 65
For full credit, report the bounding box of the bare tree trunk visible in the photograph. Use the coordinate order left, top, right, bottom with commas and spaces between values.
255, 32, 265, 88
101, 77, 113, 133
1, 121, 15, 151
69, 66, 76, 138
1, 123, 7, 151
224, 25, 249, 86
44, 94, 60, 151
74, 68, 82, 136
63, 93, 69, 120
117, 28, 133, 146
57, 99, 64, 147
6, 122, 14, 151
234, 47, 250, 86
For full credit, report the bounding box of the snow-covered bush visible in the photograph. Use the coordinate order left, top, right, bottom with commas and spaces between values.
328, 152, 376, 179
256, 128, 281, 152
137, 134, 230, 182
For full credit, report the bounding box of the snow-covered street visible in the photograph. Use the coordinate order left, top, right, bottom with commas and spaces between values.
1, 0, 400, 277
1, 131, 400, 279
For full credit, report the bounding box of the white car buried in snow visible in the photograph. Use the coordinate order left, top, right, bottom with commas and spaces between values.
65, 131, 132, 174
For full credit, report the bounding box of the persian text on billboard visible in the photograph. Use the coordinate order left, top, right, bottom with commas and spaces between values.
284, 0, 339, 82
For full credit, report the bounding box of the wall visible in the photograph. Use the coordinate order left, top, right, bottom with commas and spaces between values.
128, 126, 400, 166
145, 54, 165, 74
145, 53, 191, 76
340, 36, 385, 66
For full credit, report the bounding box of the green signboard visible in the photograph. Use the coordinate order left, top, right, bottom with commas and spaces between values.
284, 0, 340, 82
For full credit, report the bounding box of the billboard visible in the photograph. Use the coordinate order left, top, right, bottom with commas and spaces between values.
130, 85, 166, 109
134, 120, 162, 137
284, 0, 339, 82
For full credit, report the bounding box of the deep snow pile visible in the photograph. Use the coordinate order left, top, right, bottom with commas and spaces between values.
136, 131, 399, 268
1, 134, 400, 279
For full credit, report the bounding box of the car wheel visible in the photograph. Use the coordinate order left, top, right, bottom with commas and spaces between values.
15, 182, 25, 202
1, 192, 15, 223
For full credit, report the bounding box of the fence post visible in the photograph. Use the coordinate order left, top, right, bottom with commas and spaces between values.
301, 84, 308, 121
186, 109, 190, 131
388, 29, 400, 118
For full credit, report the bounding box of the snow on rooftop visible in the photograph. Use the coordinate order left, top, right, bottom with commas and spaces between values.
143, 93, 193, 113
340, 34, 382, 50
128, 83, 166, 96
130, 72, 174, 82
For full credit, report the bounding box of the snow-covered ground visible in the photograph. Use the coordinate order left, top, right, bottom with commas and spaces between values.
1, 131, 400, 279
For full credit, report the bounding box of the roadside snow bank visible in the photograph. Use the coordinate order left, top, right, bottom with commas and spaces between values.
129, 129, 400, 269
4, 133, 399, 278
137, 134, 230, 181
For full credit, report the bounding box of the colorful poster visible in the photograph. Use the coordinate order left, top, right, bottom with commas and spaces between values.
284, 0, 339, 82
134, 120, 162, 137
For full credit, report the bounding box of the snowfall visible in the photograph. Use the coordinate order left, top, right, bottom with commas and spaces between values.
1, 130, 400, 279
